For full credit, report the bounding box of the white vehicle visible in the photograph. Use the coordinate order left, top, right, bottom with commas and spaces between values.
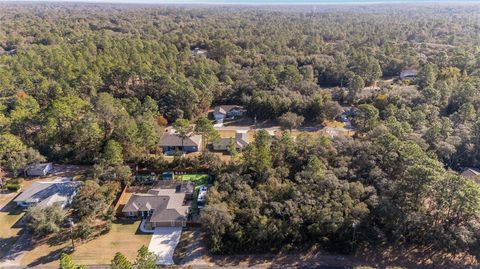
197, 186, 209, 209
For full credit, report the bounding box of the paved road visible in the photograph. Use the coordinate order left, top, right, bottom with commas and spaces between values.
148, 227, 183, 265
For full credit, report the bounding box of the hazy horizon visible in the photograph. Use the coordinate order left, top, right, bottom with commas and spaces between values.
2, 0, 480, 5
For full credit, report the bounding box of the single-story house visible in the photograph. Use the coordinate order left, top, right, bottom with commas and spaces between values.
122, 181, 194, 228
13, 180, 80, 208
160, 133, 203, 154
400, 69, 418, 80
213, 132, 249, 151
460, 168, 480, 178
460, 168, 480, 185
191, 47, 207, 57
213, 105, 246, 123
26, 163, 54, 177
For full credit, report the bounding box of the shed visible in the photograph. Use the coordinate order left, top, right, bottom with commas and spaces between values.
162, 172, 175, 181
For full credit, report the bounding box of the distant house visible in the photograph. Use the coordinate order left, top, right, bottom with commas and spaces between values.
213, 132, 249, 151
13, 180, 80, 208
26, 163, 54, 177
122, 181, 194, 228
213, 105, 246, 123
461, 168, 480, 178
159, 133, 203, 154
6, 49, 17, 55
191, 47, 207, 57
400, 69, 418, 80
460, 168, 480, 185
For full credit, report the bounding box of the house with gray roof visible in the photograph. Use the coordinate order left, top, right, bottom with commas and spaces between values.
13, 180, 80, 208
160, 133, 203, 154
213, 105, 246, 123
400, 69, 418, 80
213, 132, 249, 152
122, 181, 194, 228
26, 163, 53, 177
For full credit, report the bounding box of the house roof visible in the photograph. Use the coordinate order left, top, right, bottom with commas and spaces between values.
152, 181, 195, 194
400, 70, 418, 78
460, 168, 480, 178
122, 193, 168, 212
213, 105, 245, 115
122, 181, 193, 223
214, 132, 249, 148
13, 181, 80, 208
159, 133, 202, 147
27, 163, 52, 173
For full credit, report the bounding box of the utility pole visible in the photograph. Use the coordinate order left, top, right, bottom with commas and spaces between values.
351, 223, 357, 253
69, 218, 75, 251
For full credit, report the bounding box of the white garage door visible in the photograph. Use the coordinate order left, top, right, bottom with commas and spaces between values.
148, 227, 183, 265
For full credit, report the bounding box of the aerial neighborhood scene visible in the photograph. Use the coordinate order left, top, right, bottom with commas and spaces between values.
1, 0, 480, 268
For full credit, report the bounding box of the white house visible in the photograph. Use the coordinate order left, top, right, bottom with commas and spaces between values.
14, 180, 80, 208
213, 105, 246, 123
400, 69, 418, 80
191, 47, 207, 57
26, 163, 54, 177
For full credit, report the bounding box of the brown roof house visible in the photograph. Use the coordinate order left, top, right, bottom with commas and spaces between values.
460, 168, 480, 185
160, 133, 203, 154
213, 132, 249, 152
122, 181, 194, 228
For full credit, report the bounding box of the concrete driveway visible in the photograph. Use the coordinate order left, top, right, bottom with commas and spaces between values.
148, 227, 183, 265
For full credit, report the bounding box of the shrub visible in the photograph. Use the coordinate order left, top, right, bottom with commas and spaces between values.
25, 204, 65, 236
104, 220, 113, 233
5, 179, 21, 192
77, 221, 94, 240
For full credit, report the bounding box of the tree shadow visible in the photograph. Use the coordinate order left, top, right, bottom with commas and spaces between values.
26, 246, 73, 268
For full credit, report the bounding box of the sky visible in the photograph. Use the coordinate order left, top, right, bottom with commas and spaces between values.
4, 0, 480, 4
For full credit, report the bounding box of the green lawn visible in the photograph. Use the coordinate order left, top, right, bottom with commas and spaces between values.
179, 174, 209, 189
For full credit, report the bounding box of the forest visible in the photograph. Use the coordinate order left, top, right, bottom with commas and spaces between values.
0, 2, 480, 259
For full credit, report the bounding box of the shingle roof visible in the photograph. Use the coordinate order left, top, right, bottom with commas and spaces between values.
213, 105, 244, 115
26, 163, 52, 174
214, 132, 249, 149
159, 133, 202, 147
461, 168, 480, 178
122, 194, 168, 212
122, 181, 192, 223
13, 181, 80, 208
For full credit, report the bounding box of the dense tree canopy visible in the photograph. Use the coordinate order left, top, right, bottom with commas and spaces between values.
0, 2, 480, 259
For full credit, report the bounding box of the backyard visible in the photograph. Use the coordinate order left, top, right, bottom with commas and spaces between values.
178, 174, 210, 190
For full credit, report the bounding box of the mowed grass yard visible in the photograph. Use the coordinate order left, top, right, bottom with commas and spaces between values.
20, 220, 151, 267
178, 174, 209, 190
0, 204, 24, 258
71, 220, 151, 265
